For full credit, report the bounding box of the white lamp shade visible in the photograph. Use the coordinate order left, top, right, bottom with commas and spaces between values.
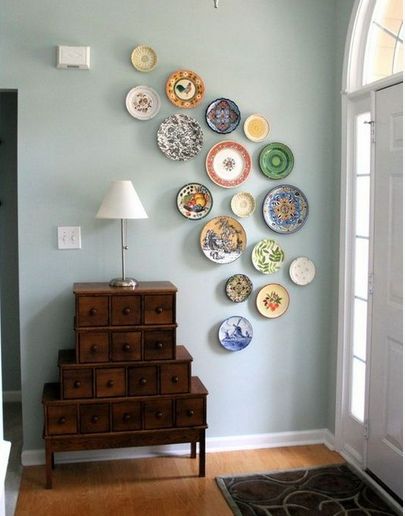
96, 180, 148, 219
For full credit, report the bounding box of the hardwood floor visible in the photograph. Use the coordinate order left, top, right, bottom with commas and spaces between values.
15, 444, 344, 515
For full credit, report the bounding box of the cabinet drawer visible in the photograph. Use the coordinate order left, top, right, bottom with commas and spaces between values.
78, 332, 109, 363
160, 363, 190, 394
112, 401, 142, 432
77, 296, 108, 327
62, 369, 93, 399
111, 332, 141, 361
79, 404, 110, 433
128, 366, 158, 396
144, 330, 175, 360
144, 400, 173, 429
176, 398, 205, 427
111, 296, 141, 326
95, 368, 126, 398
47, 405, 77, 435
144, 295, 174, 325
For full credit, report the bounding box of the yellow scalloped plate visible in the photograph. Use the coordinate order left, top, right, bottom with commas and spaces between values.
244, 114, 270, 142
131, 45, 157, 72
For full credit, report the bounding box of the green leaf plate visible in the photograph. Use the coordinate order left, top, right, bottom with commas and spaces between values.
251, 239, 285, 274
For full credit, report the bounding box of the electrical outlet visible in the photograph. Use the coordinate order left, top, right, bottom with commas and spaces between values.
57, 226, 81, 249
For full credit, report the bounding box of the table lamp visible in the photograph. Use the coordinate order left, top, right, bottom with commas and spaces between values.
96, 180, 148, 288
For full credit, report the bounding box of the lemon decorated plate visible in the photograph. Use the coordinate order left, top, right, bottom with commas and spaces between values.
251, 239, 284, 274
256, 283, 289, 318
131, 45, 157, 72
176, 183, 213, 220
244, 114, 270, 142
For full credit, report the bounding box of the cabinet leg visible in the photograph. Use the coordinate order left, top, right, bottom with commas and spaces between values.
45, 443, 53, 489
190, 441, 197, 458
199, 430, 206, 477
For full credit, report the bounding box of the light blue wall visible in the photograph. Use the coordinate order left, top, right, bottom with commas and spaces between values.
0, 0, 353, 451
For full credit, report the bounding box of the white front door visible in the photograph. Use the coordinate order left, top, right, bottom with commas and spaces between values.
366, 82, 403, 498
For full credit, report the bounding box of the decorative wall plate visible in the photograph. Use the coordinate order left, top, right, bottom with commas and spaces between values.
157, 114, 203, 161
230, 192, 256, 217
244, 114, 270, 142
206, 141, 251, 188
166, 70, 205, 108
205, 98, 241, 134
218, 316, 253, 351
262, 184, 308, 234
130, 45, 158, 72
200, 216, 246, 264
176, 183, 213, 220
125, 86, 161, 120
225, 274, 253, 303
259, 142, 294, 179
256, 284, 289, 318
289, 256, 316, 286
252, 239, 284, 274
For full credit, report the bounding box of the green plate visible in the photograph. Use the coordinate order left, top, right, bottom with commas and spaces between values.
251, 239, 284, 274
259, 142, 294, 179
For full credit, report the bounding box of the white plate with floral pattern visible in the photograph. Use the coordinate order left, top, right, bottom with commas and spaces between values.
126, 86, 161, 120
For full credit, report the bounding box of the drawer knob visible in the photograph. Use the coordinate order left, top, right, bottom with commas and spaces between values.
123, 307, 131, 315
123, 343, 131, 352
89, 308, 97, 316
171, 376, 179, 384
155, 306, 164, 314
123, 413, 131, 421
90, 345, 98, 353
107, 380, 114, 387
74, 381, 81, 388
58, 417, 66, 425
91, 415, 99, 423
186, 410, 194, 417
139, 378, 148, 385
155, 342, 163, 349
155, 411, 163, 419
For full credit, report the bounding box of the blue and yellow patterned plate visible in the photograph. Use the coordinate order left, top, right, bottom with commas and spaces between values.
262, 184, 308, 234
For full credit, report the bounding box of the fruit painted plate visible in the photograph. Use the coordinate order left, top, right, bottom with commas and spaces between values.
262, 184, 308, 234
244, 114, 270, 142
289, 256, 316, 286
130, 45, 157, 72
166, 69, 205, 108
252, 239, 284, 274
125, 86, 161, 120
206, 141, 251, 188
176, 183, 213, 220
225, 274, 253, 303
259, 142, 294, 179
230, 192, 256, 218
200, 216, 246, 264
205, 98, 241, 134
157, 114, 203, 161
256, 284, 289, 318
218, 316, 253, 351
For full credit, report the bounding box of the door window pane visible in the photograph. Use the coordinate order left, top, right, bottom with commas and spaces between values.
354, 237, 369, 299
353, 298, 368, 361
356, 176, 371, 237
351, 357, 366, 422
356, 113, 371, 175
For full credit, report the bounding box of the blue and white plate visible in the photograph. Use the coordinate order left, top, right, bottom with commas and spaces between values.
262, 184, 308, 234
218, 316, 253, 352
205, 98, 241, 134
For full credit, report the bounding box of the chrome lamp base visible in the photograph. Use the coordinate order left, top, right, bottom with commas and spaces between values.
109, 277, 138, 288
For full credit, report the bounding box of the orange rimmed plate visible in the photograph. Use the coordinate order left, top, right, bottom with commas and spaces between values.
166, 69, 205, 108
206, 141, 251, 188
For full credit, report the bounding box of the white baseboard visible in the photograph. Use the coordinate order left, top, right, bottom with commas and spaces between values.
22, 428, 334, 466
3, 391, 21, 403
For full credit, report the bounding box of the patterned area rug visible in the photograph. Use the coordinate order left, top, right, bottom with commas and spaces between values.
216, 464, 400, 515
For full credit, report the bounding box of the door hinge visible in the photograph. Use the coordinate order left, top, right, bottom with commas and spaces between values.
364, 120, 376, 143
363, 420, 369, 440
368, 273, 374, 295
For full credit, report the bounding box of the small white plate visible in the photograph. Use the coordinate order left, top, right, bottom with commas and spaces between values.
244, 114, 270, 142
131, 45, 157, 72
231, 192, 256, 217
125, 85, 161, 120
289, 256, 316, 286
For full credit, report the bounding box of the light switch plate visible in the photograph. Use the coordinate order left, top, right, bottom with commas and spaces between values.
57, 46, 90, 69
58, 226, 81, 249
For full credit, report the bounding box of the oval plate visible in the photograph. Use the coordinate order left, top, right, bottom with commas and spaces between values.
131, 45, 157, 72
231, 192, 256, 218
262, 184, 308, 234
157, 114, 203, 161
206, 141, 251, 188
289, 256, 316, 286
244, 114, 270, 142
200, 216, 246, 264
259, 142, 294, 179
166, 69, 205, 108
225, 274, 253, 303
218, 316, 253, 351
256, 284, 289, 318
125, 86, 161, 120
176, 183, 213, 220
205, 98, 241, 134
252, 239, 284, 274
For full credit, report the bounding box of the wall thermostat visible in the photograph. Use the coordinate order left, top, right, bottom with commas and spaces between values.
57, 46, 90, 69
